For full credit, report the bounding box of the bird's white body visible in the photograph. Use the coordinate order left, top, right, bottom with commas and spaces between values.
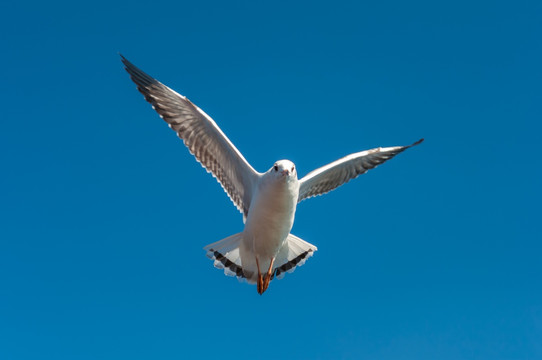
240, 161, 299, 280
121, 55, 423, 294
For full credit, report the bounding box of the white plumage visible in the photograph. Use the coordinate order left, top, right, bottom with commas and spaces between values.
121, 55, 423, 294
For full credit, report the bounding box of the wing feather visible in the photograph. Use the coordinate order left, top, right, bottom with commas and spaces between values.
298, 139, 423, 202
121, 55, 259, 218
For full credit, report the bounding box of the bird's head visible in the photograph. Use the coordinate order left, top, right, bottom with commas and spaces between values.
269, 160, 297, 181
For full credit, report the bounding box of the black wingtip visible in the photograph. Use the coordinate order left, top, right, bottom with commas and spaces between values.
412, 138, 424, 146
119, 53, 129, 66
119, 55, 141, 80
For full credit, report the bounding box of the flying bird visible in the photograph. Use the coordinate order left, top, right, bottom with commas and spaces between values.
121, 55, 423, 294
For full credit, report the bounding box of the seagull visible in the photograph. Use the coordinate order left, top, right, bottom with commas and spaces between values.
121, 55, 423, 294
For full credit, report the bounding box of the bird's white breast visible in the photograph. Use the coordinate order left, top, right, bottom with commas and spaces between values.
242, 176, 299, 258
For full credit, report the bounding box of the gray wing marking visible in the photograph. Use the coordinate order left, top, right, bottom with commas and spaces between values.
298, 139, 423, 202
121, 55, 259, 218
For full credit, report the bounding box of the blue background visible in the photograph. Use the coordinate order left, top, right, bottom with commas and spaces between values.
1, 1, 541, 359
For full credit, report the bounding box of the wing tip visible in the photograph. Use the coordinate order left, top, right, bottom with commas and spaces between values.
412, 138, 424, 147
119, 53, 129, 65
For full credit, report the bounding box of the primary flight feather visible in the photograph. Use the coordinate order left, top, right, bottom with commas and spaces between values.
121, 55, 423, 294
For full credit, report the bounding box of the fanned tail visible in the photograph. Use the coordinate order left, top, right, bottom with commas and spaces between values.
204, 232, 317, 285
204, 233, 245, 280
272, 234, 317, 280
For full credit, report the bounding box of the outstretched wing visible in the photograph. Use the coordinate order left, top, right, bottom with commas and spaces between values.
298, 139, 423, 202
121, 55, 260, 218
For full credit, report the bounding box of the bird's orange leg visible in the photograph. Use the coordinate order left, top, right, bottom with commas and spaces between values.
255, 257, 264, 295
261, 257, 275, 294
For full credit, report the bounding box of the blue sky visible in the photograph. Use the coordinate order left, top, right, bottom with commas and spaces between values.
1, 0, 541, 359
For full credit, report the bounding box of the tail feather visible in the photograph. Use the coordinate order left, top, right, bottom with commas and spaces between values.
204, 233, 245, 279
204, 232, 317, 284
272, 234, 317, 280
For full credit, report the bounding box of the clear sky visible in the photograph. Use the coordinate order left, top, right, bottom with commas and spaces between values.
1, 0, 541, 359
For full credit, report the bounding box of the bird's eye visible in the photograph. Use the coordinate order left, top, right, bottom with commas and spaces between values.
274, 164, 278, 171
291, 166, 295, 172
